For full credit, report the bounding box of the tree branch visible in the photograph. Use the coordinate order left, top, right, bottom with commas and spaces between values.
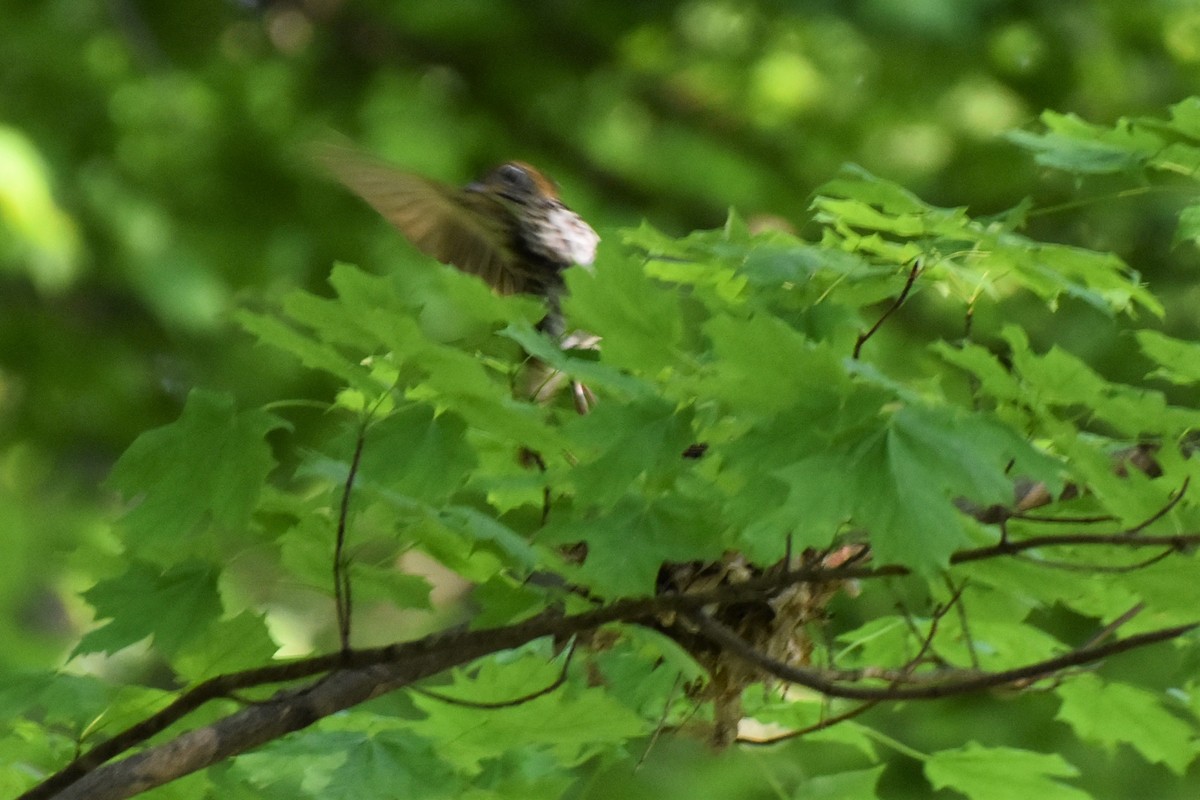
852, 260, 921, 359
21, 591, 761, 800
409, 643, 575, 710
25, 519, 1200, 799
334, 423, 368, 653
682, 609, 1198, 701
737, 700, 880, 745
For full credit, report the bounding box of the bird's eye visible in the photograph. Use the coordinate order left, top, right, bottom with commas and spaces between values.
496, 163, 532, 188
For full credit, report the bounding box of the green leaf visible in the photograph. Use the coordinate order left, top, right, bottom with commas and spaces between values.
996, 241, 1161, 317
278, 514, 338, 601
1006, 129, 1140, 174
172, 611, 279, 681
925, 742, 1090, 800
730, 393, 1060, 574
801, 766, 885, 800
1005, 327, 1191, 441
1055, 674, 1197, 775
562, 397, 696, 505
1172, 203, 1200, 248
467, 576, 548, 629
933, 340, 1025, 404
348, 564, 433, 610
621, 219, 696, 259
739, 242, 872, 288
812, 165, 1160, 317
106, 390, 287, 557
233, 731, 347, 795
401, 510, 510, 583
541, 494, 727, 596
588, 627, 705, 717
744, 692, 878, 759
1137, 330, 1200, 385
323, 729, 462, 800
886, 404, 1062, 509
1119, 557, 1200, 627
456, 748, 576, 799
0, 670, 117, 730
1006, 111, 1160, 174
75, 561, 222, 657
357, 404, 476, 504
438, 506, 538, 571
703, 313, 844, 415
406, 651, 646, 772
500, 320, 650, 399
834, 614, 923, 670
1152, 141, 1200, 176
564, 245, 683, 374
1166, 96, 1200, 139
722, 386, 881, 562
963, 556, 1137, 624
237, 309, 380, 395
817, 163, 945, 216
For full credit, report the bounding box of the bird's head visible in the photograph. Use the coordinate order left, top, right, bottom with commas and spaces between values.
469, 162, 561, 207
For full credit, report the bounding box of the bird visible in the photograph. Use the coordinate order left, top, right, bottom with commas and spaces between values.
311, 143, 599, 340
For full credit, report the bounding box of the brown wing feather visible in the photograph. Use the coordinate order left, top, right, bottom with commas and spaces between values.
312, 144, 526, 294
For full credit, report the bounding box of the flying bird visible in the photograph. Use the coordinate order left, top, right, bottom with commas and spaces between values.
312, 143, 598, 336
313, 142, 600, 409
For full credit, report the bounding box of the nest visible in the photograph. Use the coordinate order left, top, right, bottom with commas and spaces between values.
655, 546, 864, 748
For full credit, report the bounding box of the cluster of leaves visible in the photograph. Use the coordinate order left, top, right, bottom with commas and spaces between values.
1010, 97, 1200, 248
10, 101, 1200, 799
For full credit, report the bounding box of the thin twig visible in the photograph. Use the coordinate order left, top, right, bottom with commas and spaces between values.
1129, 477, 1190, 533
925, 582, 967, 662
895, 598, 942, 666
1013, 548, 1177, 574
1026, 185, 1188, 219
637, 671, 683, 768
683, 609, 1198, 702
335, 423, 369, 654
737, 700, 880, 746
1080, 603, 1146, 650
852, 261, 921, 359
409, 644, 575, 709
1010, 512, 1117, 524
948, 530, 1200, 569
945, 577, 981, 671
1012, 477, 1187, 530
737, 589, 961, 748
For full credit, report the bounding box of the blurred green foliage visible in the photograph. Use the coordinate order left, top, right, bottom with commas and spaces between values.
3, 1, 1200, 798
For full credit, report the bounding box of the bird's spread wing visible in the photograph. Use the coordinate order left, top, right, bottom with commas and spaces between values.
312, 143, 524, 294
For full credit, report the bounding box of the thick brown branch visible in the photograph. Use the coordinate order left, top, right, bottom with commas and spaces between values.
21, 590, 769, 800
45, 663, 451, 800
25, 523, 1200, 799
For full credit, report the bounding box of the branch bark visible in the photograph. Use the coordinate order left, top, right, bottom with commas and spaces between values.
683, 609, 1198, 701
24, 527, 1200, 799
